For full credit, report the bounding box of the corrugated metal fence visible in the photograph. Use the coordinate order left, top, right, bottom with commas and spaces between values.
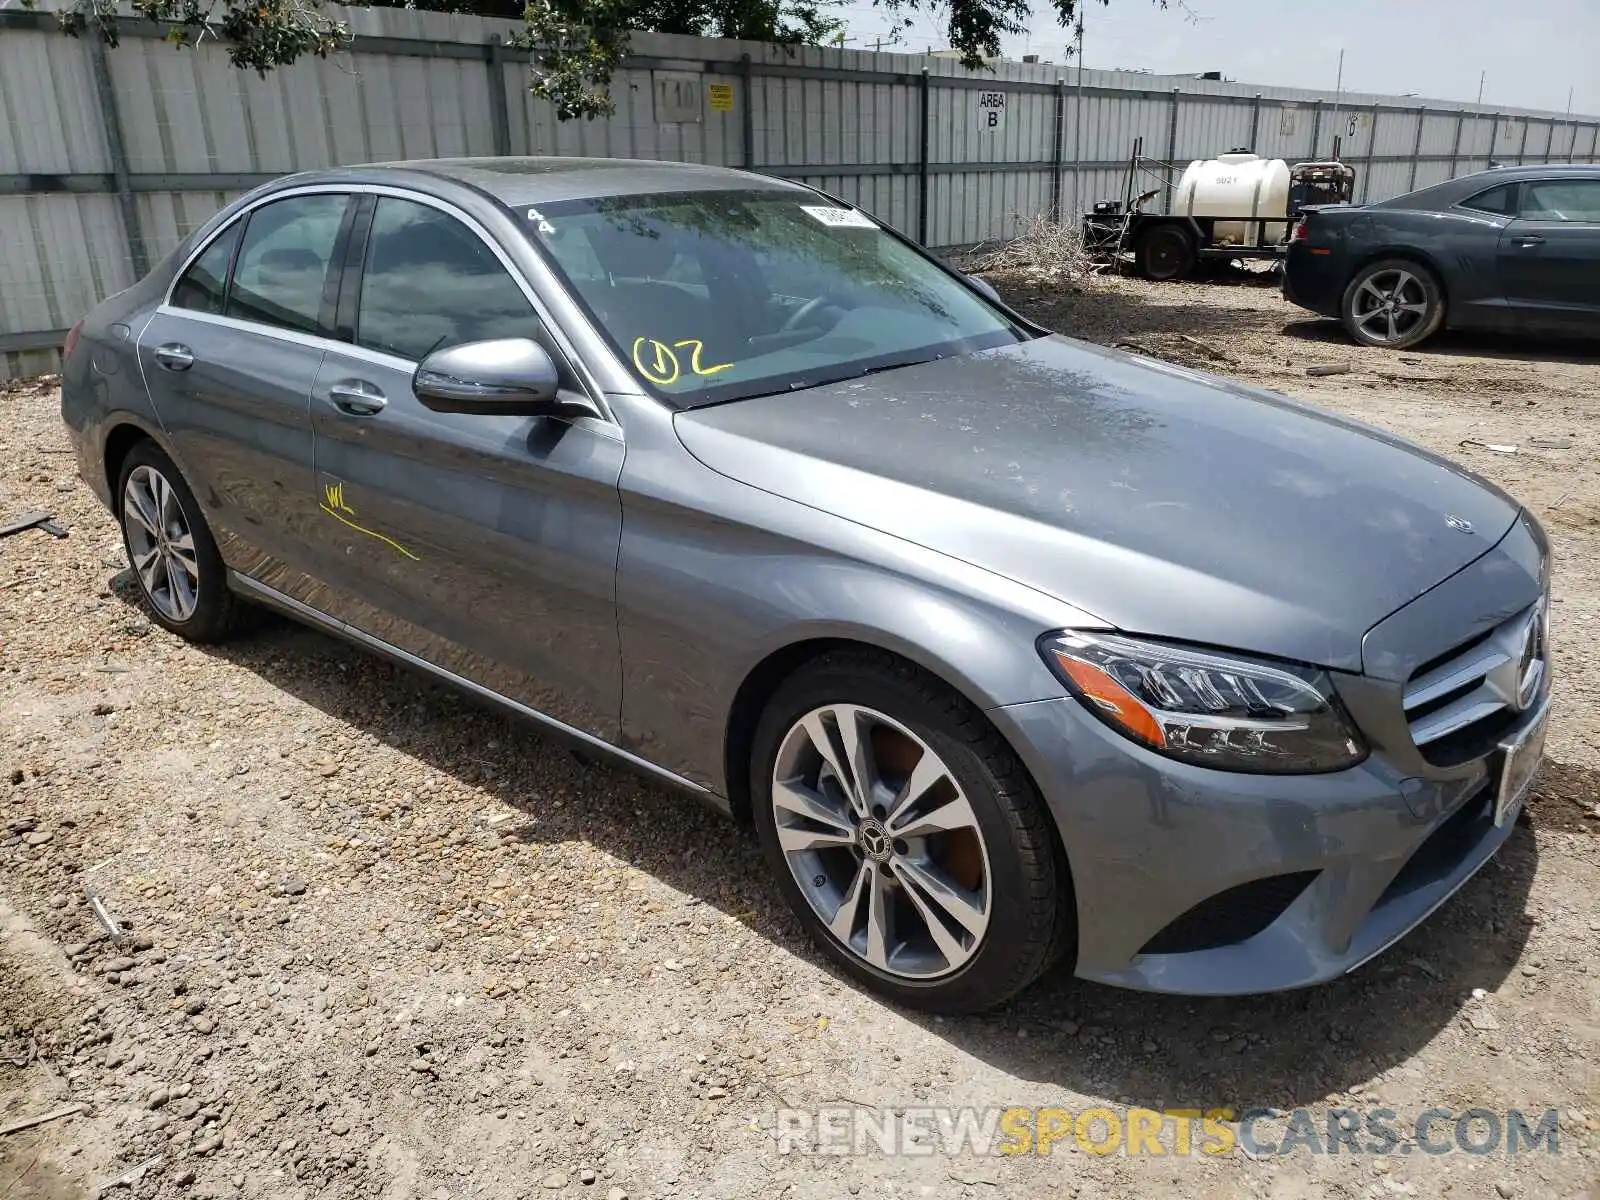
3, 4, 1598, 377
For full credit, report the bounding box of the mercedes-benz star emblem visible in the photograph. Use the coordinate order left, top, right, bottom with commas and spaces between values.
856, 818, 892, 863
1444, 515, 1474, 533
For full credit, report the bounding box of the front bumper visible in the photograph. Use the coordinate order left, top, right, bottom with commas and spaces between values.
991, 692, 1533, 995
989, 514, 1548, 996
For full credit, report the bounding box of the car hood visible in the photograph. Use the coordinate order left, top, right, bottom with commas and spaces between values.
672, 335, 1520, 671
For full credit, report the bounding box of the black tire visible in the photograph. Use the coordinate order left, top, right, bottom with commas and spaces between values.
115, 440, 253, 643
750, 650, 1069, 1014
1340, 257, 1446, 349
1135, 224, 1196, 282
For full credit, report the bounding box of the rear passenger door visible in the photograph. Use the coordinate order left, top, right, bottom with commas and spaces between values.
1497, 178, 1600, 333
136, 191, 352, 601
305, 192, 625, 742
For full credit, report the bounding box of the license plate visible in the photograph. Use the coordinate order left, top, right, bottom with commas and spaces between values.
1495, 706, 1549, 827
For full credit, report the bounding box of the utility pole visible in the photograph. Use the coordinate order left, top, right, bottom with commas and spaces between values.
1477, 71, 1485, 105
1330, 48, 1344, 157
1071, 9, 1086, 222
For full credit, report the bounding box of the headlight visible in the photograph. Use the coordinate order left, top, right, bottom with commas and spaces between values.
1041, 631, 1366, 774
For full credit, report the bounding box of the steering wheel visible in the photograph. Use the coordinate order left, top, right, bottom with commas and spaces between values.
781, 292, 851, 333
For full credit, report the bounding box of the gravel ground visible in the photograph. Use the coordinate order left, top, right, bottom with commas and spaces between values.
2, 278, 1598, 1200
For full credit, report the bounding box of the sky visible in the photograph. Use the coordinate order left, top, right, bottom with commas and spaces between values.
834, 0, 1600, 116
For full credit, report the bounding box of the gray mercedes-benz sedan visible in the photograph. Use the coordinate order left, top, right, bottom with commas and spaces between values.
60, 157, 1551, 1014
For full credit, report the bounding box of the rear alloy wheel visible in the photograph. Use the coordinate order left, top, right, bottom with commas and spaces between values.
117, 441, 251, 642
1341, 259, 1445, 349
751, 652, 1066, 1014
1135, 225, 1196, 282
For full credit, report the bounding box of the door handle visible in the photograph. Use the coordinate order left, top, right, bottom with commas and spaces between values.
328, 381, 388, 416
1514, 235, 1545, 248
154, 343, 194, 371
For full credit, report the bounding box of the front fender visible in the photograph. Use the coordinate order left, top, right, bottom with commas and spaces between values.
610, 395, 1104, 794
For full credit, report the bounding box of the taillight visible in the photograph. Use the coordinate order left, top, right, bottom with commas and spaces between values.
62, 318, 85, 361
1291, 219, 1309, 242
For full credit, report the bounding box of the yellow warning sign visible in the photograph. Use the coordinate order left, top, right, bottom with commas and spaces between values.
708, 83, 734, 112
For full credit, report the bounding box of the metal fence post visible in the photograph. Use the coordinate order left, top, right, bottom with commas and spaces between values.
1310, 98, 1323, 158
87, 34, 148, 279
1518, 116, 1531, 163
917, 68, 931, 244
1448, 110, 1465, 177
1163, 87, 1179, 212
1050, 78, 1066, 222
740, 54, 756, 169
1487, 112, 1500, 166
1360, 104, 1380, 202
1408, 106, 1426, 190
1248, 92, 1262, 150
485, 36, 512, 156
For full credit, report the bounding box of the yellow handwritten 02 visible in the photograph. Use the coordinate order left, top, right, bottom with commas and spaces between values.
631, 337, 733, 386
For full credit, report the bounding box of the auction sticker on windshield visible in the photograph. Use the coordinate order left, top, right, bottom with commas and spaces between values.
800, 205, 877, 229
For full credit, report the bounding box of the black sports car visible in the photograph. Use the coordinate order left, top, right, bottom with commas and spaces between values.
1283, 163, 1600, 349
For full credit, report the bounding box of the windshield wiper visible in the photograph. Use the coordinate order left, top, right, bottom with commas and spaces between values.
851, 354, 941, 379
700, 353, 945, 407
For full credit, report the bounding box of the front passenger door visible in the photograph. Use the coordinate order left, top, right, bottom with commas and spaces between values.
305, 194, 625, 742
1497, 178, 1600, 334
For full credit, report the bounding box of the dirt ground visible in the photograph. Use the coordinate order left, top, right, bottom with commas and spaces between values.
2, 276, 1597, 1200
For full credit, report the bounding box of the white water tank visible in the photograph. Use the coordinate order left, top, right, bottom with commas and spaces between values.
1175, 151, 1293, 247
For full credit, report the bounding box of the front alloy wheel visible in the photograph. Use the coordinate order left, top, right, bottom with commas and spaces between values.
751, 652, 1068, 1014
771, 703, 992, 979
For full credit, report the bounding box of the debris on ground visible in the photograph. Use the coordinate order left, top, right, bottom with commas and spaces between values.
959, 215, 1100, 287
0, 510, 69, 540
0, 1102, 86, 1137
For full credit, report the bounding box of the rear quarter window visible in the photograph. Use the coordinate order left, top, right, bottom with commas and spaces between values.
1457, 183, 1518, 216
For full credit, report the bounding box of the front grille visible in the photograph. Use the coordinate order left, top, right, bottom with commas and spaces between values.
1404, 600, 1546, 766
1138, 871, 1320, 956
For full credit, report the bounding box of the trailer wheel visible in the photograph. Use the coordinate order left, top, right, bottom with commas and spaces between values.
1135, 225, 1196, 282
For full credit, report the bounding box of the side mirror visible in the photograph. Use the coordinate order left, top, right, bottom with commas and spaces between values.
412, 338, 596, 418
965, 274, 1003, 305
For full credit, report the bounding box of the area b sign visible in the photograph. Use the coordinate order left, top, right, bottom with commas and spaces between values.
977, 91, 1007, 132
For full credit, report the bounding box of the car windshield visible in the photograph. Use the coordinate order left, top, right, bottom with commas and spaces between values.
518, 189, 1027, 408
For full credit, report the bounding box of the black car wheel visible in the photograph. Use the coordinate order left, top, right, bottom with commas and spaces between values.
1135, 225, 1197, 282
116, 440, 252, 643
750, 650, 1069, 1014
1341, 259, 1445, 349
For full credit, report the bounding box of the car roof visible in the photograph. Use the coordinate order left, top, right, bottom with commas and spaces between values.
1373, 161, 1600, 210
280, 156, 808, 207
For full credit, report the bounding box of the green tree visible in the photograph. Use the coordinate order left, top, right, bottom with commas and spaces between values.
36, 0, 1151, 119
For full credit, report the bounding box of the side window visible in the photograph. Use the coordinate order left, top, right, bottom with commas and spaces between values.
226, 194, 349, 336
357, 197, 540, 362
172, 220, 243, 314
1458, 183, 1517, 216
1520, 180, 1600, 222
